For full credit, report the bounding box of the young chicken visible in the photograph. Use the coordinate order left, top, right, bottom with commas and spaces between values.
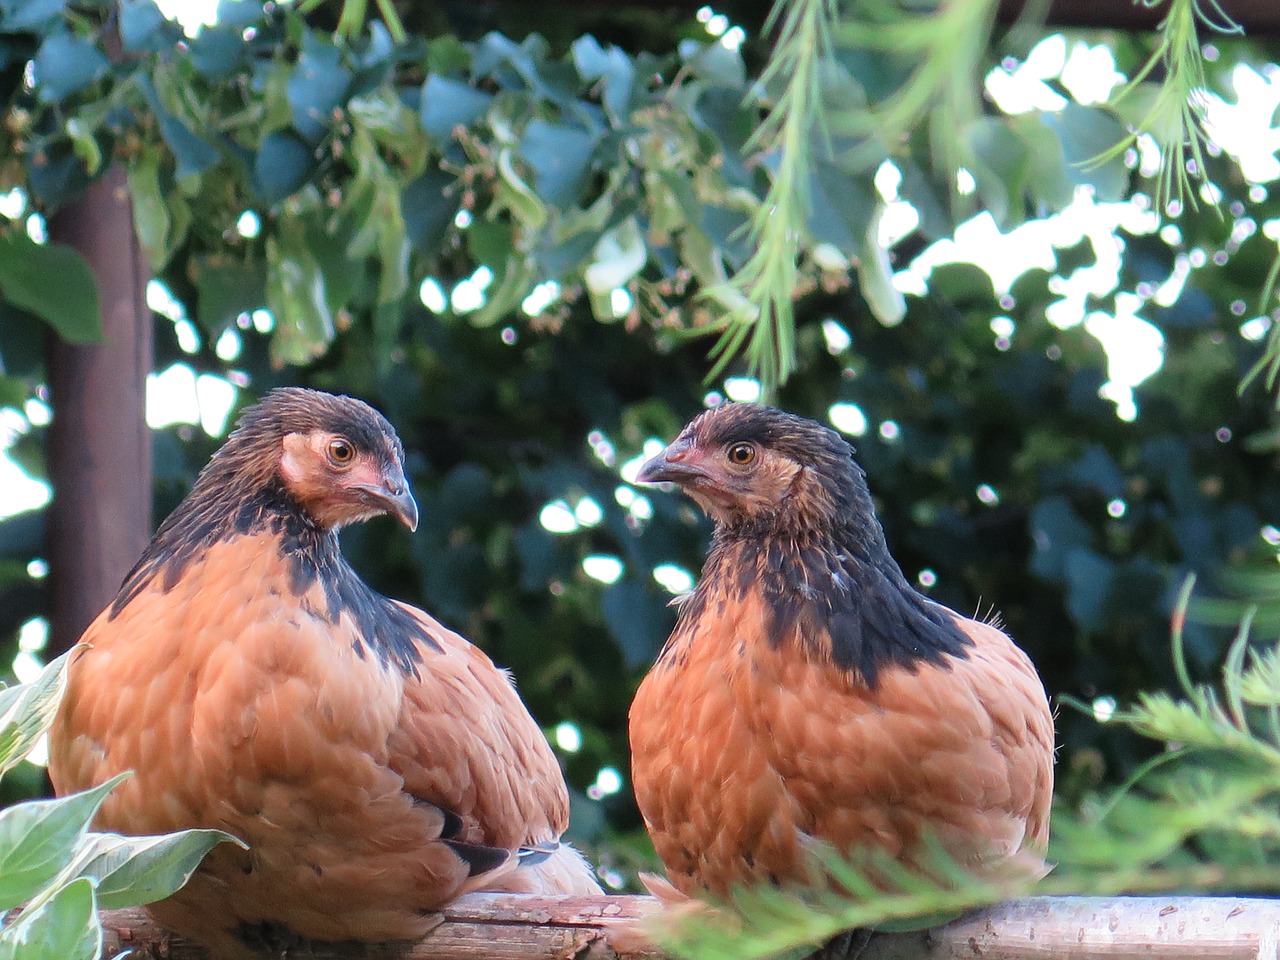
50, 387, 598, 959
629, 403, 1053, 904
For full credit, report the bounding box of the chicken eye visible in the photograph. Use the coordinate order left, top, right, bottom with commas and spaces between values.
327, 438, 356, 465
727, 442, 756, 466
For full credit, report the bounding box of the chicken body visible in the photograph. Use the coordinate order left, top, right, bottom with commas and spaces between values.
50, 389, 597, 958
629, 403, 1054, 900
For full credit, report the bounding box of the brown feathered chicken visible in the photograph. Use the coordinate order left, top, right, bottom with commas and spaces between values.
629, 403, 1053, 906
50, 387, 598, 959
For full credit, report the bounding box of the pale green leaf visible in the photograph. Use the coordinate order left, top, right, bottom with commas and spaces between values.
266, 222, 335, 366
0, 878, 100, 960
0, 649, 73, 777
67, 829, 245, 909
0, 236, 102, 343
0, 774, 127, 911
127, 145, 172, 271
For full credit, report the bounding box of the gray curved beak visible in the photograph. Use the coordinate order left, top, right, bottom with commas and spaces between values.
360, 462, 419, 531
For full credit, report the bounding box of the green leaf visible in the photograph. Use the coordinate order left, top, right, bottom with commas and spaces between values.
808, 161, 877, 255
266, 218, 335, 365
67, 829, 244, 909
213, 0, 264, 29
1042, 103, 1130, 202
571, 35, 634, 118
127, 146, 172, 271
402, 170, 457, 253
519, 120, 596, 209
254, 131, 315, 204
0, 0, 67, 32
0, 234, 102, 343
0, 774, 127, 911
156, 113, 220, 181
33, 33, 108, 103
419, 75, 492, 140
288, 34, 352, 144
120, 0, 177, 53
193, 256, 267, 336
0, 648, 72, 777
189, 25, 245, 78
0, 877, 99, 960
967, 116, 1030, 227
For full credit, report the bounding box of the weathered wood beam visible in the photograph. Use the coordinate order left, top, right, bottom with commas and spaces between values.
101, 894, 1280, 960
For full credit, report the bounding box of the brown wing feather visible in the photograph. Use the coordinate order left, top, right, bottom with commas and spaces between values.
630, 587, 1053, 898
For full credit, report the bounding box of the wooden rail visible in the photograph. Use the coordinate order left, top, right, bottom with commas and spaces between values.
102, 894, 1280, 959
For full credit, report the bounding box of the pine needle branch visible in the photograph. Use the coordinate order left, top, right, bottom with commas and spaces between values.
1094, 0, 1243, 211
704, 0, 839, 398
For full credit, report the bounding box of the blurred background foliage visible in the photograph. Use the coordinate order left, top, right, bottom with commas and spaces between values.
0, 0, 1279, 892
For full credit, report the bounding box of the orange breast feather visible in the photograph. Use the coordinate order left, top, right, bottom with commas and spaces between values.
629, 588, 1054, 898
50, 534, 574, 952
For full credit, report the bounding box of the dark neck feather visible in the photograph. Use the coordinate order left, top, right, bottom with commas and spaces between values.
689, 500, 972, 688
110, 470, 434, 676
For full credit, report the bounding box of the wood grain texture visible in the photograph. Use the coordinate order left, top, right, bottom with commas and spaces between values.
101, 894, 1280, 960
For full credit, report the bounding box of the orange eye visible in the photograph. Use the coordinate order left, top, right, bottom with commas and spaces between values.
327, 438, 355, 465
727, 442, 756, 466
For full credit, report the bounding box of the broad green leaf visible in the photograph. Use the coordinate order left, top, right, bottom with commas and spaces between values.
266, 223, 335, 365
808, 161, 877, 256
120, 0, 177, 53
127, 146, 171, 271
0, 878, 99, 960
402, 170, 457, 253
571, 35, 634, 118
518, 120, 596, 209
33, 33, 108, 103
1041, 103, 1130, 202
288, 34, 351, 144
151, 105, 220, 181
0, 235, 101, 343
254, 131, 315, 204
419, 75, 492, 140
213, 0, 265, 29
0, 648, 72, 776
193, 256, 267, 336
966, 116, 1029, 227
0, 774, 127, 911
189, 24, 245, 78
0, 0, 67, 32
67, 829, 244, 909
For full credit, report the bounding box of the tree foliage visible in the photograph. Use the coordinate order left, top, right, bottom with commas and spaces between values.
0, 0, 1278, 885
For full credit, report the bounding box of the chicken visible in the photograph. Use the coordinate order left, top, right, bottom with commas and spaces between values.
629, 402, 1053, 905
50, 387, 599, 959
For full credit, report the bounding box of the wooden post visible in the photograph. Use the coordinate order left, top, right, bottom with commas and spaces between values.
100, 894, 1280, 960
45, 166, 152, 654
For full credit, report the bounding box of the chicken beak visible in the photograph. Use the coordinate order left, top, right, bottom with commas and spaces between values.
366, 463, 419, 532
636, 439, 707, 487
